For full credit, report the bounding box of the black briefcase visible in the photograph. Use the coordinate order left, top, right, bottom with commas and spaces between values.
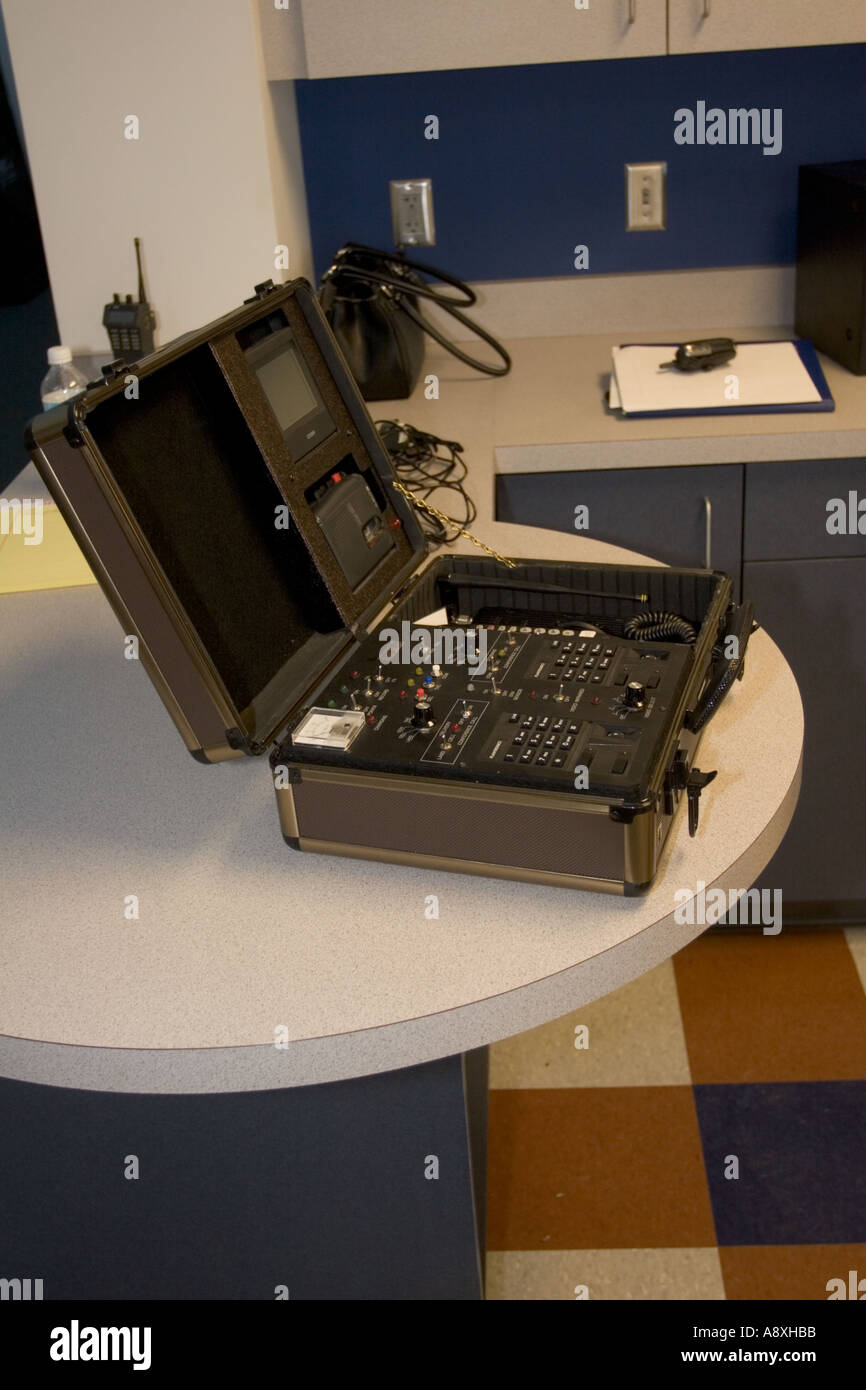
26, 278, 752, 895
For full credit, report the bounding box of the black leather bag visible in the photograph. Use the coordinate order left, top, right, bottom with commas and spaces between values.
319, 243, 511, 401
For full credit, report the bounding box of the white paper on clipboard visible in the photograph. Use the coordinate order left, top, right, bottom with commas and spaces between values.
609, 341, 822, 415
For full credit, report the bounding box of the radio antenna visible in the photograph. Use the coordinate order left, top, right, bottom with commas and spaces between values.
134, 237, 148, 305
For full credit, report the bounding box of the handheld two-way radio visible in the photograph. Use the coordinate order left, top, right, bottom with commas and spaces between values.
102, 237, 156, 364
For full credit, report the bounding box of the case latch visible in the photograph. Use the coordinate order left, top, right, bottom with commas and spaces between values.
245, 279, 278, 303
664, 750, 717, 836
100, 359, 128, 382
685, 768, 717, 837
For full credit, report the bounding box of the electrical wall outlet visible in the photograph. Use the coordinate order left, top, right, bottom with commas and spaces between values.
390, 179, 435, 246
625, 162, 667, 231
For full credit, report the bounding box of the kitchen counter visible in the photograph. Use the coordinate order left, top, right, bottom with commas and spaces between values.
374, 328, 866, 478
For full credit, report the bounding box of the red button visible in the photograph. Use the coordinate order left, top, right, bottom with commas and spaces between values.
367, 714, 376, 724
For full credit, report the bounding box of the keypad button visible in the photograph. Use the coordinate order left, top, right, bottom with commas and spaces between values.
529, 734, 542, 747
591, 643, 602, 654
561, 736, 575, 751
599, 658, 610, 670
520, 751, 534, 763
544, 737, 557, 749
577, 673, 588, 683
536, 753, 550, 767
591, 674, 603, 683
553, 719, 565, 732
567, 723, 579, 735
552, 755, 565, 768
521, 718, 534, 729
504, 752, 516, 762
512, 735, 525, 747
508, 712, 520, 723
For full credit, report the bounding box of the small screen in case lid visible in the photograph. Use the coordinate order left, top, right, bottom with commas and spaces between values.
255, 346, 318, 432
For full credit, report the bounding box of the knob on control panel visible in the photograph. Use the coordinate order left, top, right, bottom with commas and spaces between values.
624, 680, 646, 708
413, 698, 434, 728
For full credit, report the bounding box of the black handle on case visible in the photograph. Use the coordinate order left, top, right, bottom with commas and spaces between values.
686, 600, 756, 734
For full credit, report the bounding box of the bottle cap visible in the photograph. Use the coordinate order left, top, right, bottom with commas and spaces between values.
47, 345, 73, 365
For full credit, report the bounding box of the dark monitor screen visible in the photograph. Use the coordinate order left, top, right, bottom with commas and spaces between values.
245, 329, 336, 459
255, 346, 318, 432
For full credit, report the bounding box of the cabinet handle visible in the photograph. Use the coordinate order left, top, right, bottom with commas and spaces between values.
703, 496, 712, 569
628, 0, 636, 23
701, 0, 711, 17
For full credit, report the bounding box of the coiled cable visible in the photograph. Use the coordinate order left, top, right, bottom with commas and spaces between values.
624, 611, 696, 644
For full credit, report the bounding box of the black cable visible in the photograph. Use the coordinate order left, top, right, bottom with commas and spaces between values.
376, 419, 477, 547
624, 611, 696, 644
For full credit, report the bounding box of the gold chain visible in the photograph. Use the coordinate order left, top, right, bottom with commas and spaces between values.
392, 480, 517, 569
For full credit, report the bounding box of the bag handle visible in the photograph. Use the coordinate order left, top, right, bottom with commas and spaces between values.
322, 243, 477, 309
321, 243, 511, 378
398, 292, 512, 378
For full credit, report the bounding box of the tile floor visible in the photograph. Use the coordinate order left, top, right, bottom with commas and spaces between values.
486, 928, 866, 1300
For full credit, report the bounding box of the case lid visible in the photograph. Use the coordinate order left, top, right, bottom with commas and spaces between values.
32, 279, 427, 755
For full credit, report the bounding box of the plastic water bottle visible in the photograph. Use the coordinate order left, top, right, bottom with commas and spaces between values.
40, 346, 89, 410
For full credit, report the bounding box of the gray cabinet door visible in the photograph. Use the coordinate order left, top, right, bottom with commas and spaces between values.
296, 0, 667, 79
743, 556, 866, 921
745, 458, 866, 562
496, 464, 743, 595
669, 0, 866, 54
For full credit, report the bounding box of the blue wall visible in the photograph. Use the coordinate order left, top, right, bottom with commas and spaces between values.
296, 44, 866, 283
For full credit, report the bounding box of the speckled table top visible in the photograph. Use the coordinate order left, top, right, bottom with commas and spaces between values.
0, 503, 801, 1093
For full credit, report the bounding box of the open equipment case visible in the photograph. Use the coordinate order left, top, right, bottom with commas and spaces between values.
26, 278, 753, 895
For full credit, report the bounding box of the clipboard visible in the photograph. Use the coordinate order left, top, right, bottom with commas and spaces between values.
608, 338, 834, 418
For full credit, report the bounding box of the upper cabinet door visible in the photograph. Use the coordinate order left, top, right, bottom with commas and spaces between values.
669, 0, 866, 54
293, 0, 667, 79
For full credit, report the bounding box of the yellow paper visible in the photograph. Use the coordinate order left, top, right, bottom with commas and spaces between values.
0, 503, 97, 593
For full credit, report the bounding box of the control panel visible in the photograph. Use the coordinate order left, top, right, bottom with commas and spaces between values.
287, 620, 694, 799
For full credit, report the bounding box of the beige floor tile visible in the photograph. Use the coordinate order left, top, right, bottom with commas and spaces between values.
486, 1248, 725, 1300
844, 927, 866, 996
489, 959, 691, 1088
